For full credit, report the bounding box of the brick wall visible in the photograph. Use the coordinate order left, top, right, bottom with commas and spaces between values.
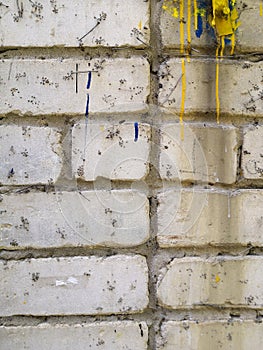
0, 1, 262, 349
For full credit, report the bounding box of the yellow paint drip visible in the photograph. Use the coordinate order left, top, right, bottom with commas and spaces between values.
220, 35, 225, 57
179, 0, 185, 54
194, 0, 198, 30
230, 33, 235, 55
187, 0, 192, 60
138, 20, 142, 30
180, 58, 186, 140
215, 46, 220, 124
260, 2, 263, 16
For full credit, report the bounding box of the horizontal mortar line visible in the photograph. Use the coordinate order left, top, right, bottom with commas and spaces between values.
0, 46, 151, 58
1, 248, 263, 262
1, 183, 263, 195
0, 308, 262, 326
0, 117, 261, 129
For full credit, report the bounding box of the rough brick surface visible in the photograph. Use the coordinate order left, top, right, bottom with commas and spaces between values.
0, 190, 149, 248
160, 0, 263, 52
72, 123, 151, 181
157, 256, 263, 309
0, 58, 150, 115
158, 320, 263, 350
157, 189, 263, 247
158, 59, 263, 116
0, 0, 149, 48
0, 255, 148, 316
0, 125, 62, 185
242, 125, 263, 180
0, 322, 148, 350
159, 123, 238, 184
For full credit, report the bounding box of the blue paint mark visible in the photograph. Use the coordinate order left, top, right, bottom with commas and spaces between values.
229, 0, 234, 11
85, 93, 90, 117
86, 71, 92, 89
134, 122, 139, 142
195, 14, 203, 38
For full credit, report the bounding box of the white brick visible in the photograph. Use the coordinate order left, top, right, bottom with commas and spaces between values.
0, 58, 150, 115
161, 0, 263, 52
72, 123, 151, 181
0, 322, 148, 350
0, 0, 149, 47
0, 190, 149, 248
157, 189, 263, 247
158, 320, 263, 350
159, 58, 263, 116
242, 125, 263, 180
0, 255, 148, 316
157, 256, 263, 309
159, 123, 237, 184
0, 125, 62, 185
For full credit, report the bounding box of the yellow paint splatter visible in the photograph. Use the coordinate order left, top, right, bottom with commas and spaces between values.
215, 275, 221, 283
138, 20, 142, 30
162, 0, 179, 18
260, 2, 263, 16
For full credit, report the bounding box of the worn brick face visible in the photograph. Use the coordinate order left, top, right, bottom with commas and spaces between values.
0, 190, 149, 249
0, 58, 150, 116
0, 255, 148, 316
0, 125, 62, 185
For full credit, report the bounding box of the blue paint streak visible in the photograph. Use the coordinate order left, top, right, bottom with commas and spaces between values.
86, 71, 92, 89
134, 122, 139, 142
195, 14, 203, 38
229, 0, 234, 11
224, 37, 231, 45
85, 93, 90, 117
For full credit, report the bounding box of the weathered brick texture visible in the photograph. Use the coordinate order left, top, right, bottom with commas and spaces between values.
157, 189, 263, 247
159, 59, 263, 116
0, 58, 150, 115
157, 256, 263, 309
72, 123, 151, 181
0, 125, 62, 185
0, 255, 148, 316
0, 322, 148, 350
159, 123, 238, 184
0, 190, 149, 249
158, 320, 263, 350
242, 125, 263, 180
0, 0, 150, 48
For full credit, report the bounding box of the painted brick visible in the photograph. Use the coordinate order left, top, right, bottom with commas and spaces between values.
158, 58, 263, 116
160, 0, 263, 52
157, 189, 263, 247
0, 125, 62, 185
0, 58, 150, 116
157, 256, 263, 309
72, 123, 151, 181
159, 123, 238, 184
0, 255, 148, 316
158, 320, 263, 350
0, 0, 149, 48
0, 322, 148, 350
242, 125, 263, 180
0, 190, 149, 249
